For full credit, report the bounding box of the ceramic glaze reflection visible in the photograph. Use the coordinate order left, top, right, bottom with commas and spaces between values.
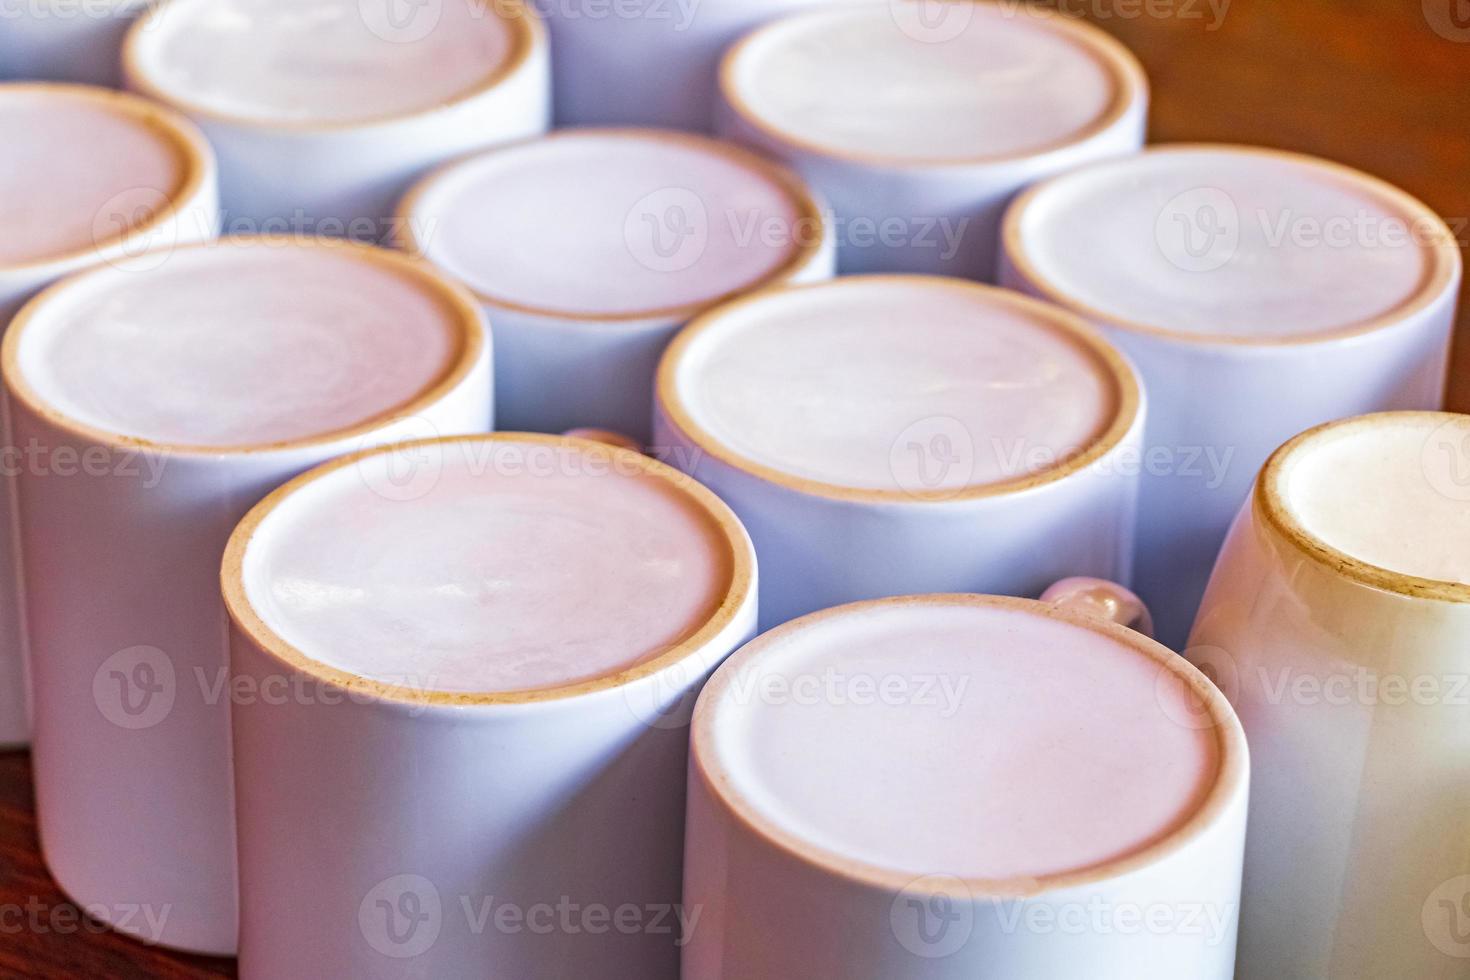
674, 278, 1118, 491
0, 89, 186, 266
242, 439, 733, 693
707, 600, 1220, 880
16, 241, 463, 446
1280, 414, 1470, 584
1014, 149, 1433, 338
412, 131, 807, 316
730, 5, 1118, 160
131, 0, 519, 123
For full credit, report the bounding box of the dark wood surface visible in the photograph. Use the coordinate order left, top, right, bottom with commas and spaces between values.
1094, 0, 1470, 411
2, 1, 1468, 975
0, 752, 234, 978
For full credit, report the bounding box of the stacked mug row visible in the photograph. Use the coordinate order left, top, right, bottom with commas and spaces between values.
2, 0, 1142, 278
4, 0, 1461, 647
1, 4, 1466, 980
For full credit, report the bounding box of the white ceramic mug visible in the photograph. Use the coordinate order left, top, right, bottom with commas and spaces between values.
398, 128, 835, 441
653, 275, 1145, 629
0, 82, 219, 749
0, 0, 148, 87
1001, 144, 1463, 647
222, 433, 758, 978
684, 589, 1249, 979
1189, 411, 1470, 979
717, 2, 1147, 280
2, 237, 491, 954
0, 83, 219, 336
537, 0, 857, 131
123, 0, 550, 229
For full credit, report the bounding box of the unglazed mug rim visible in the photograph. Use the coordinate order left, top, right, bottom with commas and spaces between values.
655, 274, 1144, 505
690, 592, 1248, 899
0, 82, 215, 276
717, 1, 1149, 170
1256, 410, 1470, 604
220, 432, 757, 707
1001, 142, 1464, 349
121, 0, 545, 133
0, 235, 488, 457
395, 126, 831, 324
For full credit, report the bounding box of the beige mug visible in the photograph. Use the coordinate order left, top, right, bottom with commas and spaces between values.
1189, 411, 1470, 979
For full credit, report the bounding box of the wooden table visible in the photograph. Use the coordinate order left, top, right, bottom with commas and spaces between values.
3, 1, 1467, 975
0, 752, 232, 978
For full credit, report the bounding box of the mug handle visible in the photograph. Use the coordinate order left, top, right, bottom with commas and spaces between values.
562, 428, 644, 454
1040, 577, 1154, 638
